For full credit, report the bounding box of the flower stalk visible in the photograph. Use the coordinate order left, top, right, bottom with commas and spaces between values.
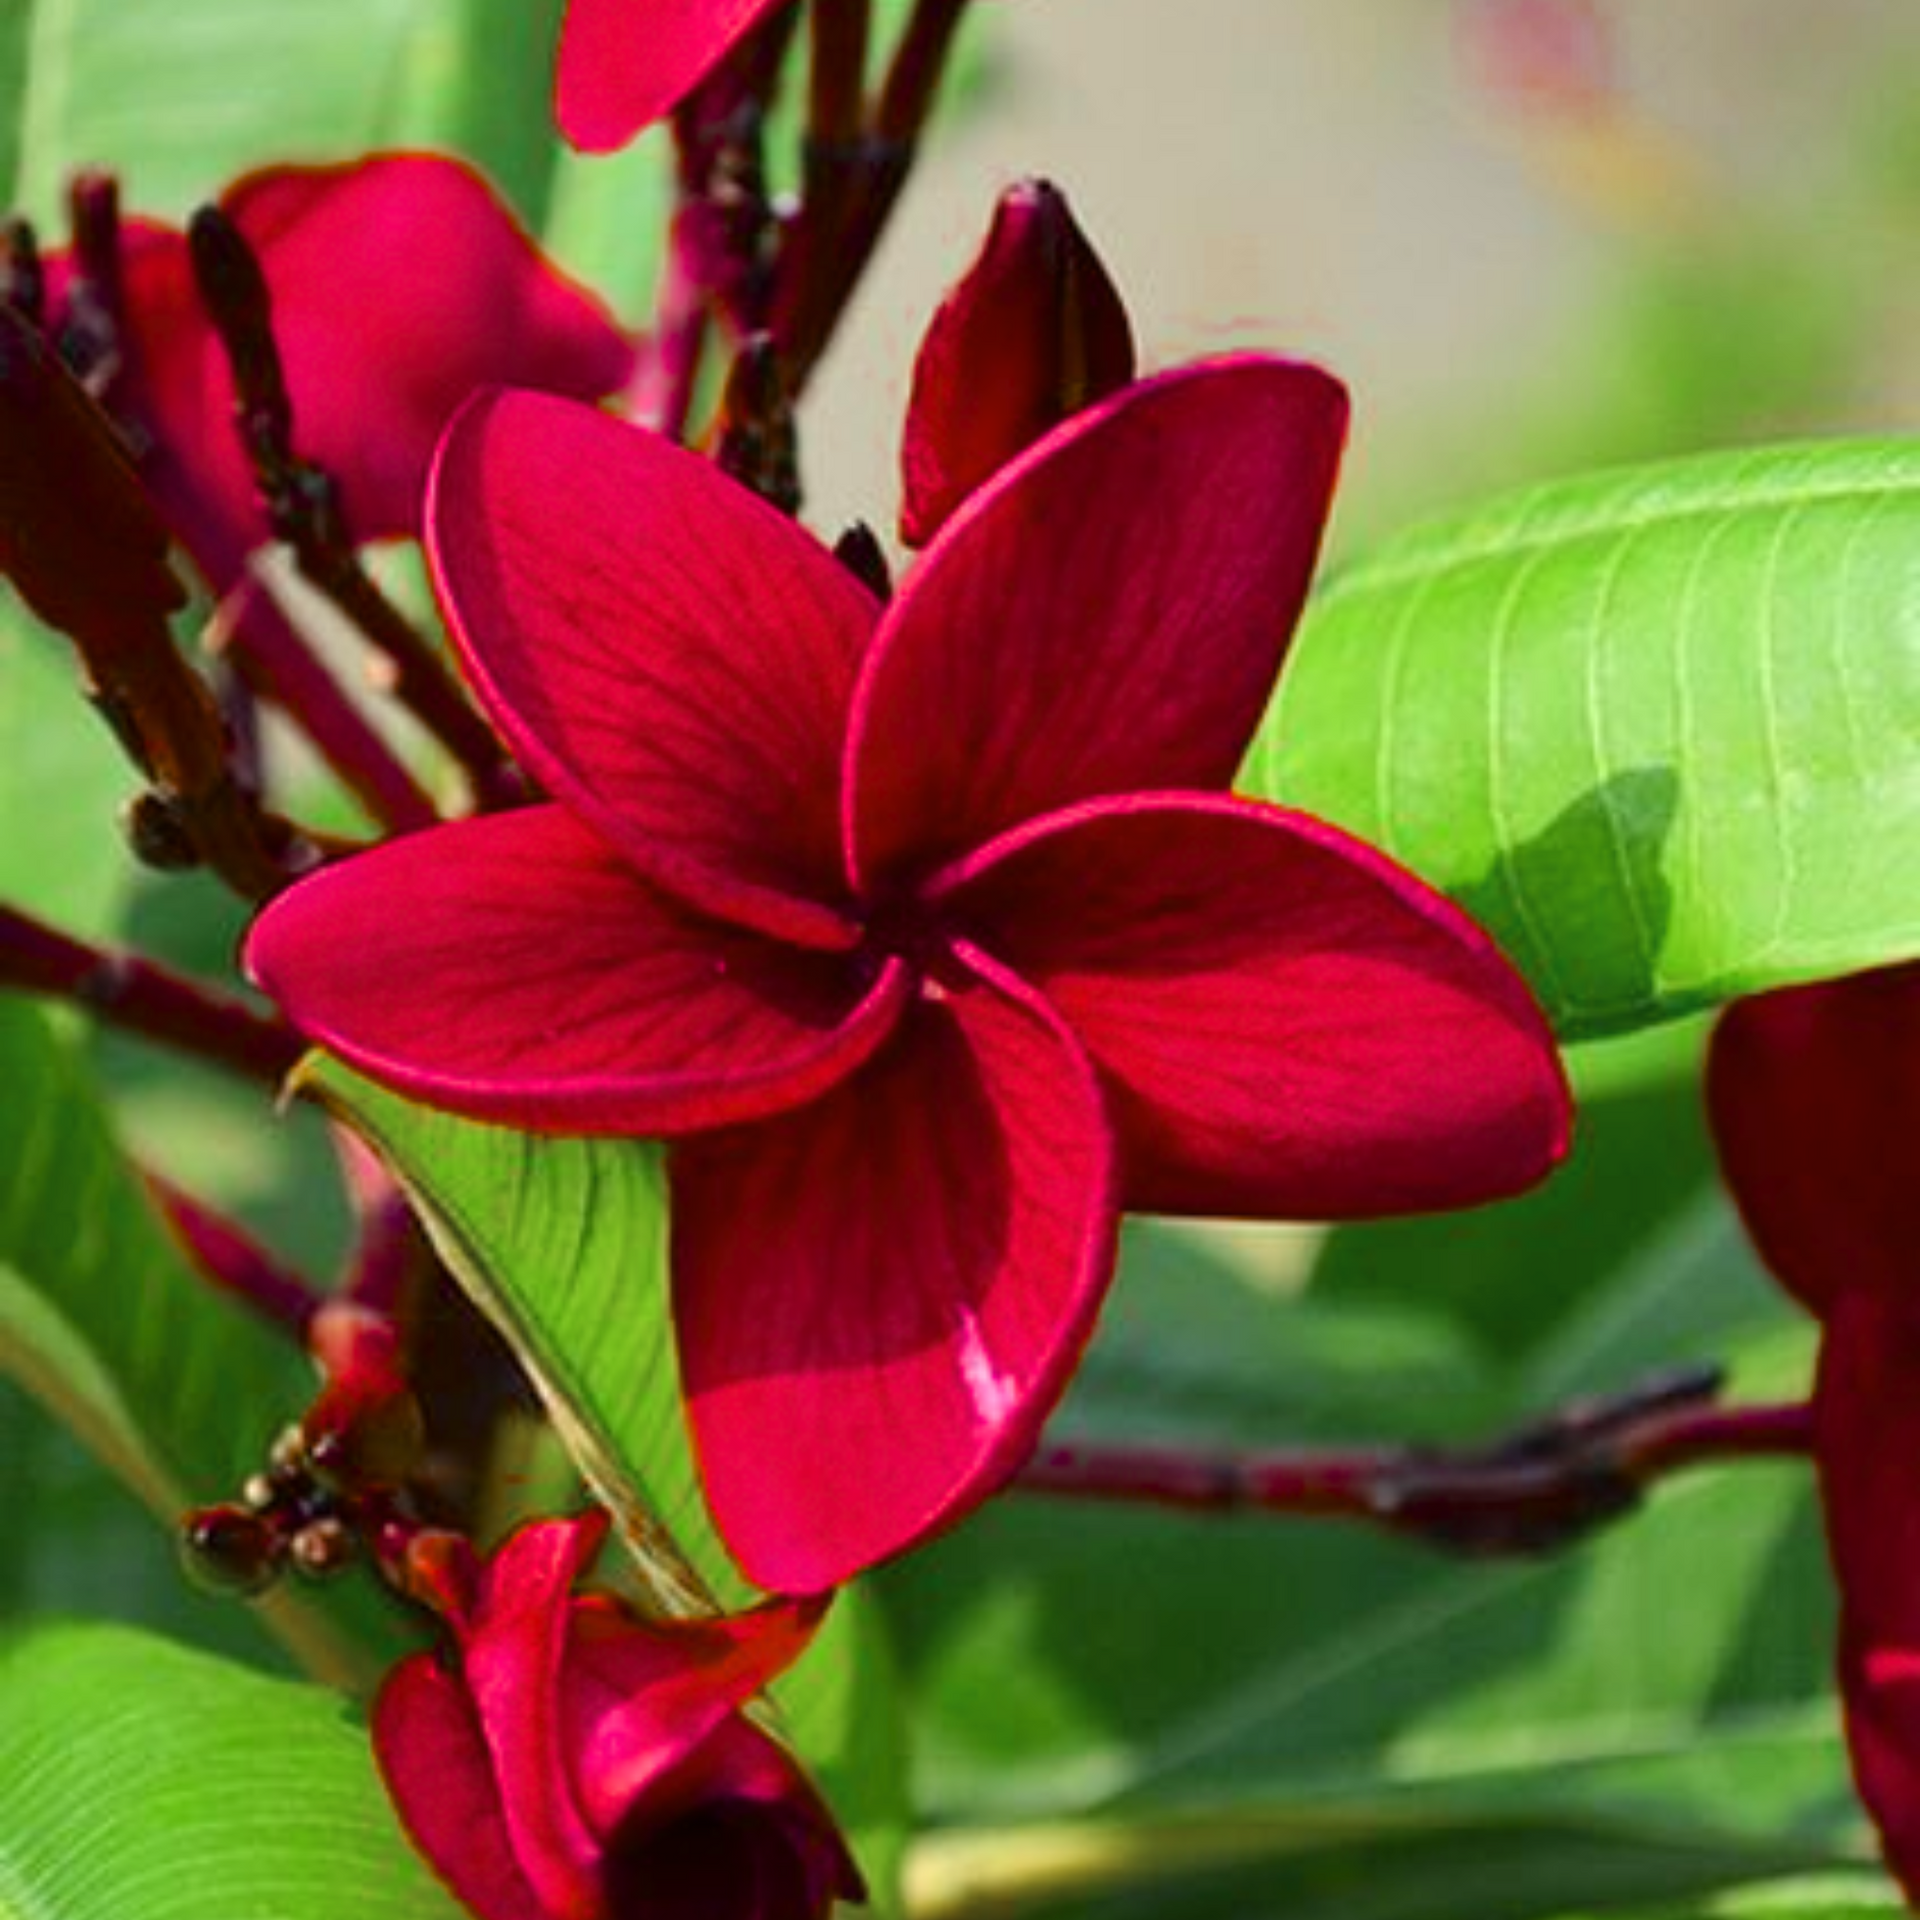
0, 901, 301, 1084
1021, 1370, 1813, 1553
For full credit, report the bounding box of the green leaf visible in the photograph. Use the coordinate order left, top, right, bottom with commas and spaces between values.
0, 602, 136, 933
0, 997, 393, 1684
774, 1585, 915, 1918
0, 1619, 462, 1919
3, 0, 427, 224
1251, 440, 1920, 1039
307, 1058, 750, 1614
0, 996, 300, 1504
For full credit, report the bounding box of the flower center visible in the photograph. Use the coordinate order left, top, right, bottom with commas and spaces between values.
856, 892, 971, 1000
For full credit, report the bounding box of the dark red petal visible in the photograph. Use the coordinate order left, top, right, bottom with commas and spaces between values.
899, 179, 1134, 548
847, 355, 1348, 892
671, 950, 1119, 1592
430, 389, 876, 944
245, 807, 905, 1135
372, 1657, 552, 1920
222, 154, 633, 542
935, 792, 1569, 1218
556, 0, 789, 151
601, 1717, 864, 1920
1814, 1292, 1920, 1903
1707, 962, 1920, 1319
562, 1595, 825, 1832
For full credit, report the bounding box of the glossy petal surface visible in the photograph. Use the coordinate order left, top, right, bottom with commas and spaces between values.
671, 953, 1118, 1591
1706, 961, 1920, 1316
431, 390, 877, 943
557, 0, 789, 150
565, 1594, 825, 1828
848, 357, 1348, 889
246, 807, 905, 1134
374, 1658, 551, 1920
940, 793, 1569, 1217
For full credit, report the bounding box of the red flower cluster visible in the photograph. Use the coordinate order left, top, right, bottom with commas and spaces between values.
250, 354, 1571, 1593
376, 1514, 861, 1920
1709, 963, 1920, 1899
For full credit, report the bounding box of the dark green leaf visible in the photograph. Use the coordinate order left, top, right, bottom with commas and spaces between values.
0, 602, 136, 933
0, 1620, 462, 1919
0, 997, 390, 1684
1251, 440, 1920, 1038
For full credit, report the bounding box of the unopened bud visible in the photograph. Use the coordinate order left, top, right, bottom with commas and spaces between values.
180, 1503, 283, 1596
899, 179, 1134, 547
0, 303, 183, 642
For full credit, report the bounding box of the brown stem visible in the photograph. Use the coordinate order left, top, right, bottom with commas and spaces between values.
0, 902, 301, 1085
0, 306, 302, 899
1018, 1369, 1813, 1556
144, 1174, 321, 1336
186, 209, 514, 808
209, 575, 441, 833
775, 0, 970, 384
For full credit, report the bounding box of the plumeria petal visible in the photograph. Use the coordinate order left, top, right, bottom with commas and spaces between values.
934, 792, 1569, 1218
1812, 1290, 1920, 1903
246, 806, 907, 1134
374, 1657, 553, 1920
846, 355, 1348, 891
555, 0, 788, 152
671, 949, 1119, 1592
53, 158, 631, 590
461, 1517, 609, 1916
1706, 961, 1920, 1318
222, 156, 633, 542
565, 1593, 828, 1829
430, 389, 877, 946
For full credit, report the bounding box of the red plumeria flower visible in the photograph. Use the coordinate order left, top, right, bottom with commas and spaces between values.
249, 355, 1572, 1592
1709, 961, 1920, 1901
45, 153, 633, 611
375, 1512, 863, 1920
555, 0, 788, 152
900, 178, 1134, 549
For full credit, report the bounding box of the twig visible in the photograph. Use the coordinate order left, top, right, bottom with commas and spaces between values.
1018, 1367, 1813, 1556
0, 304, 303, 898
186, 208, 514, 807
0, 902, 301, 1085
144, 1174, 321, 1336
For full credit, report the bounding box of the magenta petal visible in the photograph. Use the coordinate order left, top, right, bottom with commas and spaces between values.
373, 1657, 552, 1920
935, 793, 1570, 1218
671, 952, 1119, 1592
847, 356, 1348, 891
1706, 961, 1920, 1319
1813, 1292, 1920, 1902
223, 156, 633, 543
431, 389, 876, 944
246, 807, 906, 1134
564, 1594, 825, 1832
556, 0, 788, 151
461, 1519, 606, 1916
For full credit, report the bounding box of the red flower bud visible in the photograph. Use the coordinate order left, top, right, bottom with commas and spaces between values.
374, 1513, 864, 1920
899, 179, 1134, 547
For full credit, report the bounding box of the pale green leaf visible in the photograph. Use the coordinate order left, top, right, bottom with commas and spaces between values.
0, 1620, 462, 1920
1252, 440, 1920, 1038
